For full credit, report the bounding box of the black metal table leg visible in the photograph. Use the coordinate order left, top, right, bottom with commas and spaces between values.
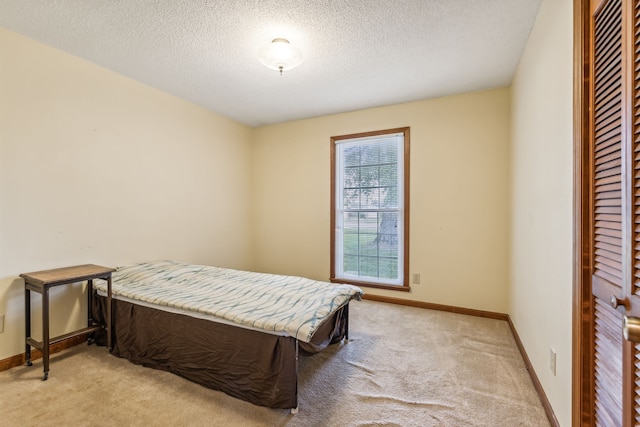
42, 287, 49, 380
25, 287, 32, 366
344, 303, 350, 341
107, 275, 112, 352
87, 279, 95, 345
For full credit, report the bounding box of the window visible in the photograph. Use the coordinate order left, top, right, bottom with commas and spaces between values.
330, 127, 410, 290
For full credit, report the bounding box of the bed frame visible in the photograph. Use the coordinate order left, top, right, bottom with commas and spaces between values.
91, 293, 349, 411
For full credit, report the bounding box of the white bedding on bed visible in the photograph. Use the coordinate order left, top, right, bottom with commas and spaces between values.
93, 261, 363, 342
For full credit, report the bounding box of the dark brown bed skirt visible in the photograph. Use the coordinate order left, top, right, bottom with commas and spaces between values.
91, 294, 348, 409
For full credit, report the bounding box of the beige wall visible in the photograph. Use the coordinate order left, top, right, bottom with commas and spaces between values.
251, 88, 510, 313
509, 0, 573, 425
1, 5, 573, 423
0, 28, 253, 360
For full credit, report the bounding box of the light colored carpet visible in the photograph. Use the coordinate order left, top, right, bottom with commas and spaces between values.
0, 301, 550, 426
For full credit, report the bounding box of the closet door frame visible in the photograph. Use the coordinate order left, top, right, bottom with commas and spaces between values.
573, 0, 592, 425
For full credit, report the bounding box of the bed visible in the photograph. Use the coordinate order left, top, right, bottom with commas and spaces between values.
90, 261, 363, 411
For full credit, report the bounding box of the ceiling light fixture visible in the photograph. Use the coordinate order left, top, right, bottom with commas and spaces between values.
257, 38, 304, 76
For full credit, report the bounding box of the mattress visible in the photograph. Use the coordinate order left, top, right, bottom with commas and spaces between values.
93, 260, 363, 343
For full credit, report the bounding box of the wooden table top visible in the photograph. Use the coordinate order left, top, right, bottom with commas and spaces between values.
20, 264, 115, 286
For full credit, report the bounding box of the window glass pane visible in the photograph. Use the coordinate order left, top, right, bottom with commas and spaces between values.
359, 233, 377, 256
379, 164, 396, 186
381, 186, 397, 208
360, 144, 380, 166
359, 255, 378, 278
378, 257, 397, 280
343, 213, 359, 256
344, 166, 359, 188
343, 254, 358, 275
379, 142, 397, 163
344, 189, 360, 209
378, 212, 398, 243
359, 165, 379, 186
360, 187, 380, 210
344, 146, 360, 167
358, 213, 378, 257
359, 212, 378, 233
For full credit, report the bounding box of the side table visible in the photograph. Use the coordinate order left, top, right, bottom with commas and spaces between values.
21, 264, 115, 380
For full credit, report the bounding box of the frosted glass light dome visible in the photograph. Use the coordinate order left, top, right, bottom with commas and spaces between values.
257, 38, 304, 75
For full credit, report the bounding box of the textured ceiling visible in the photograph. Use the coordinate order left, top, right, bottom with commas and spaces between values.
0, 1, 543, 128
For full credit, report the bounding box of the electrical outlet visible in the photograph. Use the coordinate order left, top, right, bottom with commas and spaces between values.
549, 347, 556, 376
412, 273, 420, 284
0, 314, 4, 333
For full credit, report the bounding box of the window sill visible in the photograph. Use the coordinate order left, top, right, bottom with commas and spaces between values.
330, 278, 411, 292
